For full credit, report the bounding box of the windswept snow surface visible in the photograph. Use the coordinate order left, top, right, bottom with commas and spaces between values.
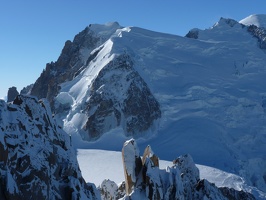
77, 149, 266, 200
57, 19, 266, 192
240, 14, 266, 28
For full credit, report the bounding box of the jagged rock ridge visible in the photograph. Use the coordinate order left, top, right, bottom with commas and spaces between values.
247, 25, 266, 49
100, 139, 255, 200
0, 95, 99, 199
20, 84, 33, 96
30, 26, 103, 105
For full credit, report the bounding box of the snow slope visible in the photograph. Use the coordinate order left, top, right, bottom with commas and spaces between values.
240, 14, 266, 28
77, 149, 266, 200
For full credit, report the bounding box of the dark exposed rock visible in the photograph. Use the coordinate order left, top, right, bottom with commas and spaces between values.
7, 86, 19, 102
219, 187, 255, 200
30, 26, 101, 108
106, 139, 256, 200
83, 54, 161, 140
117, 181, 126, 199
247, 25, 266, 49
20, 84, 33, 95
143, 157, 163, 200
0, 95, 100, 199
186, 28, 199, 39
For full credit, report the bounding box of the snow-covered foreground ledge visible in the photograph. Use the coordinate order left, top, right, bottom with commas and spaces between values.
77, 149, 265, 199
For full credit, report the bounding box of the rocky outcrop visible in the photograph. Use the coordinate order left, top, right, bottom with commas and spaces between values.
20, 84, 33, 95
0, 95, 99, 199
121, 139, 143, 195
101, 139, 255, 200
100, 179, 119, 200
247, 25, 266, 49
185, 28, 199, 39
7, 86, 19, 102
83, 54, 161, 140
142, 145, 159, 167
30, 26, 101, 107
219, 187, 256, 200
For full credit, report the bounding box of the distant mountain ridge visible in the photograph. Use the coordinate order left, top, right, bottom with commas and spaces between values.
20, 15, 266, 193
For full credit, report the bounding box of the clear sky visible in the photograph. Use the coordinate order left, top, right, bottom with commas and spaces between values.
1, 0, 266, 99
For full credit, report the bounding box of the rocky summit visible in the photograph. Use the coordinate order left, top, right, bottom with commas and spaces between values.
7, 86, 19, 103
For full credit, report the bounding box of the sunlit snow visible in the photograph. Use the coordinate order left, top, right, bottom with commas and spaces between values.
240, 14, 266, 28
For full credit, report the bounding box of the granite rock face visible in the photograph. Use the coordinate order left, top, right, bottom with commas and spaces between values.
20, 84, 33, 95
121, 139, 143, 196
83, 54, 161, 140
7, 86, 19, 102
30, 26, 101, 107
247, 25, 266, 49
0, 95, 99, 200
102, 139, 255, 200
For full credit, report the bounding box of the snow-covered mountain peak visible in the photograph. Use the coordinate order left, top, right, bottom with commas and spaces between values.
88, 21, 123, 39
240, 14, 266, 28
214, 17, 240, 28
186, 15, 266, 51
188, 17, 253, 42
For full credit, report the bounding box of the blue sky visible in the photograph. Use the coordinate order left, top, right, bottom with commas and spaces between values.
1, 0, 266, 99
